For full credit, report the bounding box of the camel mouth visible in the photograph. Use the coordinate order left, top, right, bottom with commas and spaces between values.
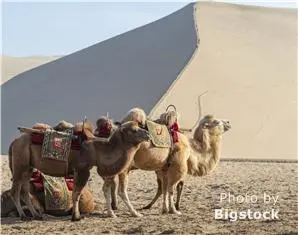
223, 121, 232, 132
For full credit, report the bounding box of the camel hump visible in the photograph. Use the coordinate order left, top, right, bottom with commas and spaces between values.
32, 120, 73, 132
32, 123, 51, 131
53, 120, 74, 131
74, 120, 95, 140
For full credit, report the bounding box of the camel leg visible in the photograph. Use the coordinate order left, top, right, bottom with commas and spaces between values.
118, 173, 143, 217
71, 168, 90, 222
142, 177, 162, 210
110, 178, 118, 210
21, 178, 43, 220
102, 177, 117, 218
167, 170, 186, 215
10, 180, 29, 220
161, 172, 169, 214
168, 181, 182, 215
175, 181, 184, 211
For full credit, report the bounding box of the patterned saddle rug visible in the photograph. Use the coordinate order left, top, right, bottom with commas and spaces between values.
146, 120, 171, 148
31, 170, 72, 212
41, 128, 73, 162
43, 174, 71, 212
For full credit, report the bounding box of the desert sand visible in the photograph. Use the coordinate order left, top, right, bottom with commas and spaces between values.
1, 156, 297, 234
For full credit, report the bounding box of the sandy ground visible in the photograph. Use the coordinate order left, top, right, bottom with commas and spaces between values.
1, 156, 297, 234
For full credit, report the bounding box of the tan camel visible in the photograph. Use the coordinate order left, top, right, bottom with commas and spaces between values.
8, 120, 150, 221
109, 106, 231, 217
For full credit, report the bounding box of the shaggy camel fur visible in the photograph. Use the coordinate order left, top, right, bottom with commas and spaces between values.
109, 108, 231, 217
71, 121, 150, 221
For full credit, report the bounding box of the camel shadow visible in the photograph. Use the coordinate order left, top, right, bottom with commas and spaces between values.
1, 212, 106, 225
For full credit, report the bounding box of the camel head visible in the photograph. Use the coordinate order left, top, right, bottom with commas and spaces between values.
193, 115, 231, 151
198, 115, 231, 136
119, 121, 150, 145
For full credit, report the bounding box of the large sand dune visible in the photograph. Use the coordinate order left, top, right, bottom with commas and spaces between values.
151, 2, 297, 160
1, 3, 197, 154
1, 2, 297, 160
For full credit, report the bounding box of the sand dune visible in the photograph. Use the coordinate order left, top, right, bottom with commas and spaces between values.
1, 56, 59, 84
1, 2, 297, 160
1, 3, 197, 154
151, 2, 297, 160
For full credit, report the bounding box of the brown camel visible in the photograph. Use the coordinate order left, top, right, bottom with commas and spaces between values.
71, 121, 150, 221
108, 106, 231, 217
8, 120, 150, 221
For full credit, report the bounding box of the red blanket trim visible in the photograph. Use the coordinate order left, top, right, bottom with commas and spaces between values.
169, 122, 179, 143
96, 121, 112, 138
31, 131, 84, 151
30, 170, 74, 191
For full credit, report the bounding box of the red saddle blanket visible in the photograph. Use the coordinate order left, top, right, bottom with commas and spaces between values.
31, 131, 85, 151
31, 170, 74, 191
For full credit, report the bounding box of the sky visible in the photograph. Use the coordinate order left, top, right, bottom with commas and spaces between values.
1, 1, 297, 57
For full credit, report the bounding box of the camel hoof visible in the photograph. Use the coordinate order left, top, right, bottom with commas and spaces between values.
21, 215, 32, 221
34, 215, 44, 220
71, 214, 81, 222
108, 213, 117, 218
162, 209, 169, 214
141, 205, 151, 210
133, 212, 143, 217
111, 204, 118, 211
169, 210, 182, 215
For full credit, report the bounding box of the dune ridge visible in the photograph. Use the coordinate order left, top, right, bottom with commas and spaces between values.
150, 2, 297, 160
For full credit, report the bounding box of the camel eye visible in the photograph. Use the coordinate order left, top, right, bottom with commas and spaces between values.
213, 120, 220, 125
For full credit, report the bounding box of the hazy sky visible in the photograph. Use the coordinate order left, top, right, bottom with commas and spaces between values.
2, 1, 296, 56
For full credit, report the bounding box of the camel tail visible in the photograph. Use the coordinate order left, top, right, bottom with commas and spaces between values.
8, 142, 13, 174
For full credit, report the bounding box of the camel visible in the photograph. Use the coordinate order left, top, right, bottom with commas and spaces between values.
8, 120, 150, 221
1, 183, 95, 217
70, 121, 150, 221
108, 102, 231, 217
142, 114, 230, 211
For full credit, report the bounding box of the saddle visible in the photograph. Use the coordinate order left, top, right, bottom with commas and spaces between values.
18, 120, 95, 176
145, 120, 180, 148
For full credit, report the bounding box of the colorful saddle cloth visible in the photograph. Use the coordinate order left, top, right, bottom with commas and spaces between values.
43, 174, 71, 211
41, 128, 73, 161
146, 120, 171, 148
30, 170, 73, 212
